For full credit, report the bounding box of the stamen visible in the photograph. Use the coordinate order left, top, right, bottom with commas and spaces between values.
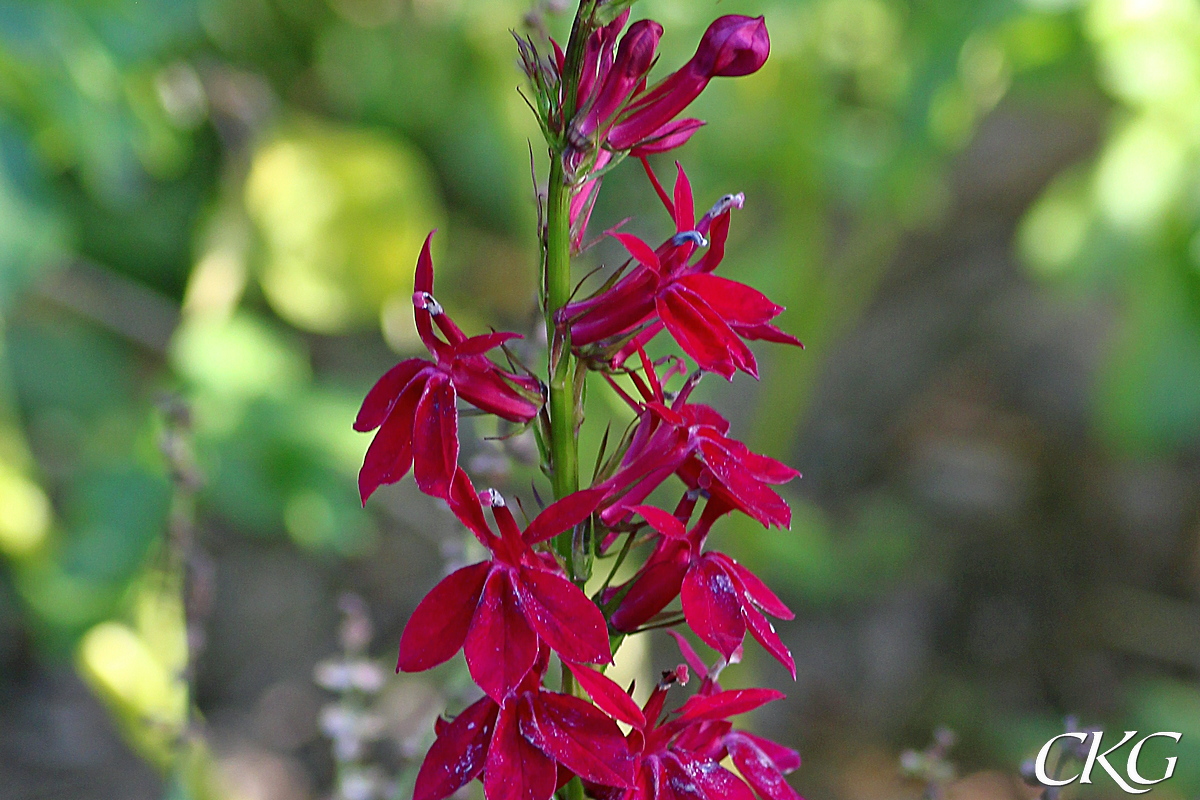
480, 488, 506, 507
671, 230, 708, 248
413, 291, 444, 315
707, 192, 745, 218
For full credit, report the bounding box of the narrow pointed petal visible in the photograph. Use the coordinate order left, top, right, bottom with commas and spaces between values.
672, 163, 695, 232
729, 322, 803, 347
629, 119, 705, 157
565, 663, 646, 728
670, 753, 756, 800
610, 232, 662, 272
414, 231, 441, 352
485, 701, 558, 800
742, 600, 796, 679
657, 290, 743, 379
359, 375, 427, 503
665, 630, 708, 677
453, 363, 542, 422
465, 571, 539, 701
414, 697, 499, 800
680, 558, 745, 658
715, 556, 793, 619
355, 359, 428, 431
398, 561, 491, 672
456, 331, 524, 357
523, 693, 636, 787
674, 274, 782, 326
631, 505, 687, 538
732, 732, 802, 773
726, 735, 802, 800
514, 567, 612, 664
448, 468, 496, 546
413, 373, 459, 498
609, 545, 690, 632
696, 441, 791, 528
676, 688, 785, 724
524, 487, 606, 545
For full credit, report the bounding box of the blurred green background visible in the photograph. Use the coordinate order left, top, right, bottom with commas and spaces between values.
1, 0, 1198, 798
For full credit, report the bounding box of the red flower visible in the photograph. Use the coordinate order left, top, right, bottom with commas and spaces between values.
596, 350, 799, 529
606, 501, 796, 677
355, 232, 543, 502
561, 164, 801, 379
579, 661, 800, 800
396, 470, 612, 700
414, 648, 636, 800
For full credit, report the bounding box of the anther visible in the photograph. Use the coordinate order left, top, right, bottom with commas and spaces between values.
707, 192, 745, 218
413, 291, 444, 315
480, 489, 506, 507
671, 230, 708, 248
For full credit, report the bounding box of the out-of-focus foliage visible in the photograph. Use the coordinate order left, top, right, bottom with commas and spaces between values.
0, 0, 1197, 799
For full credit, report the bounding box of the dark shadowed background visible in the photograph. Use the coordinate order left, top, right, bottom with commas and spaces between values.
0, 0, 1198, 799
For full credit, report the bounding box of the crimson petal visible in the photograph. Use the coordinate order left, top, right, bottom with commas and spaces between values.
398, 561, 491, 672
523, 692, 636, 787
565, 663, 646, 728
485, 701, 558, 800
358, 374, 427, 503
414, 697, 499, 800
742, 600, 796, 679
524, 487, 606, 545
354, 359, 428, 432
680, 558, 746, 659
514, 566, 612, 664
465, 571, 538, 701
413, 373, 459, 498
675, 688, 785, 723
726, 735, 802, 800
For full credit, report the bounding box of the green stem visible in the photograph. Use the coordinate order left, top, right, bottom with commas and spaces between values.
546, 157, 578, 509
545, 2, 595, 564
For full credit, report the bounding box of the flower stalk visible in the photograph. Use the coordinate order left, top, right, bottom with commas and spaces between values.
354, 4, 804, 800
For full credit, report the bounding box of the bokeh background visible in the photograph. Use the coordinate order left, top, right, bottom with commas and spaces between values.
1, 0, 1199, 798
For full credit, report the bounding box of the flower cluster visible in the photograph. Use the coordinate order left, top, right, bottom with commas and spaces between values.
356, 5, 804, 800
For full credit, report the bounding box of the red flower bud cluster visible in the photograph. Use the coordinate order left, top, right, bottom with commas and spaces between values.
356, 7, 803, 800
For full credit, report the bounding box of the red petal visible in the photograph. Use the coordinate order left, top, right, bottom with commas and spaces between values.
514, 567, 612, 664
726, 735, 802, 800
524, 487, 606, 545
669, 752, 755, 800
358, 374, 427, 503
697, 441, 791, 529
672, 163, 695, 232
611, 232, 662, 273
657, 289, 747, 380
733, 732, 801, 773
456, 331, 523, 357
397, 561, 491, 672
565, 663, 646, 728
716, 556, 793, 619
355, 359, 429, 432
465, 571, 538, 701
609, 544, 690, 632
665, 630, 708, 677
522, 692, 636, 787
729, 322, 803, 347
413, 373, 459, 498
680, 558, 745, 659
742, 600, 795, 679
630, 505, 687, 538
448, 468, 496, 546
675, 274, 782, 326
675, 688, 785, 724
485, 700, 558, 800
414, 697, 499, 800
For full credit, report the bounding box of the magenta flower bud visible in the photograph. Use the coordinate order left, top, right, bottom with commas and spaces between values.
575, 19, 663, 140
607, 15, 769, 151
